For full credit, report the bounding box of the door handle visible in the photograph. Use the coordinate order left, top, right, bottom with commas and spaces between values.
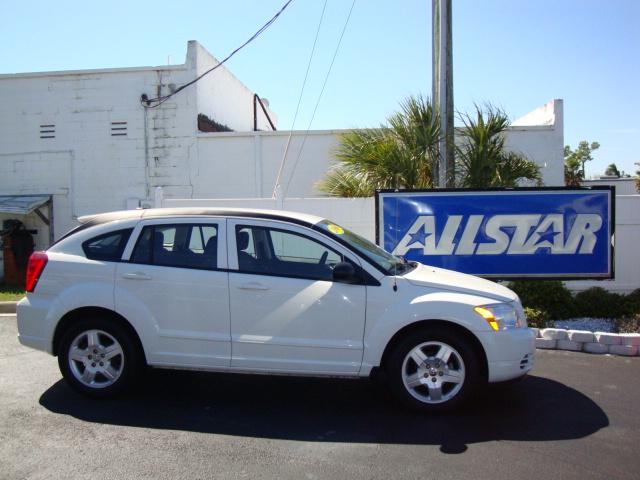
237, 282, 269, 291
122, 272, 152, 280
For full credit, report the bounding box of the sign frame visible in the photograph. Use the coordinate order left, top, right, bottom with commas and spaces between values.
375, 186, 615, 280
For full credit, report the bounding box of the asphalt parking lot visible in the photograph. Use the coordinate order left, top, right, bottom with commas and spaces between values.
1, 315, 639, 480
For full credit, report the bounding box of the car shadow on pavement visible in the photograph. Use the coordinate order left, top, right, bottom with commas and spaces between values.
39, 370, 608, 453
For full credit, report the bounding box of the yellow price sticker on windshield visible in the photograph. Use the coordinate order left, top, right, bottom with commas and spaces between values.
327, 224, 344, 235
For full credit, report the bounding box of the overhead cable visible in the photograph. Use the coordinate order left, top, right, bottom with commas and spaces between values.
272, 0, 329, 198
141, 0, 295, 109
283, 0, 357, 197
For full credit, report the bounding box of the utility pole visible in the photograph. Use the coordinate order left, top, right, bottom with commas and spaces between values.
432, 0, 454, 187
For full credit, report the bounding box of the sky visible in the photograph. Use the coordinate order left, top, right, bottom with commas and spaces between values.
2, 0, 639, 178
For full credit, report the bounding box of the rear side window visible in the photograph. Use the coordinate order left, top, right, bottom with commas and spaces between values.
130, 224, 219, 270
82, 229, 133, 262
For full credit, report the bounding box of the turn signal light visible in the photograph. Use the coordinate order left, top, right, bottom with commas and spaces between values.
474, 306, 500, 331
25, 252, 48, 293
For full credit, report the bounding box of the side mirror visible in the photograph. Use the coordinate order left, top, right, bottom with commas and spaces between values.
332, 262, 359, 284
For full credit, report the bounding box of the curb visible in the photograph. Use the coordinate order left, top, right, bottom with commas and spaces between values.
535, 328, 640, 357
0, 302, 18, 314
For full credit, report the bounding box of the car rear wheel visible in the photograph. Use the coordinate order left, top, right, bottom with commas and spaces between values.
386, 328, 480, 412
58, 317, 142, 397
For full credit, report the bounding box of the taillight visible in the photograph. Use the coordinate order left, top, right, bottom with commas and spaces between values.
26, 252, 48, 293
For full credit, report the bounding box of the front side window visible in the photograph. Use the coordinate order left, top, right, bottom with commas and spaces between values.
82, 229, 133, 262
131, 224, 218, 269
236, 225, 344, 281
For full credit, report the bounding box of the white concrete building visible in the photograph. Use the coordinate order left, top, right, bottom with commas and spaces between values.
0, 40, 564, 281
583, 177, 638, 196
0, 41, 277, 251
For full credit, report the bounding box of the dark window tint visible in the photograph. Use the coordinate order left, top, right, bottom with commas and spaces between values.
82, 229, 133, 261
131, 224, 218, 270
236, 225, 344, 281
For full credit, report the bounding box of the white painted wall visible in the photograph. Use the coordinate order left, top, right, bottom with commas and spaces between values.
194, 130, 342, 199
191, 42, 277, 132
509, 99, 564, 186
164, 196, 376, 241
583, 178, 638, 196
191, 100, 564, 204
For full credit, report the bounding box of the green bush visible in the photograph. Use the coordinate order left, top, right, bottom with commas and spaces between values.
523, 307, 550, 328
507, 281, 575, 320
573, 287, 630, 319
624, 288, 640, 315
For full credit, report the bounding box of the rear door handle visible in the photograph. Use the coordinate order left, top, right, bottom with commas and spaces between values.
122, 272, 152, 280
237, 282, 269, 291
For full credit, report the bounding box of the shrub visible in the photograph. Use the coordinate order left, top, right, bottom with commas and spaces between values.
507, 281, 575, 320
573, 287, 629, 319
624, 288, 640, 315
523, 307, 550, 328
616, 315, 640, 334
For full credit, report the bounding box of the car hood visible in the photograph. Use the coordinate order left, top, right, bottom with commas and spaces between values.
403, 262, 518, 303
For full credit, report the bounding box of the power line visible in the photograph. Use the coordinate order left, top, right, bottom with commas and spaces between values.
284, 0, 357, 197
272, 0, 329, 198
141, 0, 295, 109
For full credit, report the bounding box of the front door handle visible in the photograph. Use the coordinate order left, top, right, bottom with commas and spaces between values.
237, 282, 269, 291
122, 272, 152, 280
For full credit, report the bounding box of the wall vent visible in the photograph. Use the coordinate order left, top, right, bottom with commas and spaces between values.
39, 124, 55, 139
110, 121, 127, 136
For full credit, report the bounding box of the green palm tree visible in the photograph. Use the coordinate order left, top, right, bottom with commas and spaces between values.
455, 106, 542, 188
318, 95, 441, 197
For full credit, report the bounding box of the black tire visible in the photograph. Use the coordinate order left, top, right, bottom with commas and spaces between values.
57, 316, 143, 398
386, 328, 481, 412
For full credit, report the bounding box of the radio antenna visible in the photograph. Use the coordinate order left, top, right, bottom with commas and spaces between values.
393, 186, 399, 292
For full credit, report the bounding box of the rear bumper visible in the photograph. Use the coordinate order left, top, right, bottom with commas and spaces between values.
16, 296, 55, 355
476, 328, 536, 383
17, 334, 50, 352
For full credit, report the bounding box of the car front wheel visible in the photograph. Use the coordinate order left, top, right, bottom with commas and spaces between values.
386, 329, 480, 412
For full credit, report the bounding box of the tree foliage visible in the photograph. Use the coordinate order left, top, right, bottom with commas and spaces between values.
636, 163, 640, 193
318, 97, 541, 197
455, 105, 541, 188
317, 95, 440, 197
564, 141, 600, 186
604, 163, 620, 177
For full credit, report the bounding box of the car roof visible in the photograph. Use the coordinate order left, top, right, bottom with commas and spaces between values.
77, 207, 326, 229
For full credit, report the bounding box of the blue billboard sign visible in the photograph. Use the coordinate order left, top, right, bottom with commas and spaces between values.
376, 188, 614, 279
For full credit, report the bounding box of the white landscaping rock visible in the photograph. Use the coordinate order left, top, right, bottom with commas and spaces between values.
583, 342, 609, 354
557, 340, 582, 352
609, 344, 639, 356
567, 330, 594, 343
540, 328, 568, 341
535, 338, 557, 349
530, 328, 540, 338
594, 332, 621, 345
619, 333, 640, 346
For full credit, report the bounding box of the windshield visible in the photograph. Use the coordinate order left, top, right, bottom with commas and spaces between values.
315, 220, 415, 275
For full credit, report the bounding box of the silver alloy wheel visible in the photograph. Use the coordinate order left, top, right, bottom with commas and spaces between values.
401, 341, 465, 404
68, 329, 125, 389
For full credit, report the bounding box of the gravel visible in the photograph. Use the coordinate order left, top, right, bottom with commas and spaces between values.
552, 318, 616, 332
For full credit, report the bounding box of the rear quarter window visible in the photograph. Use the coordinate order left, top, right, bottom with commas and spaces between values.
82, 229, 133, 262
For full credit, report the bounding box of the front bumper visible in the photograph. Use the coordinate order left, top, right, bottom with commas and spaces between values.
476, 327, 536, 383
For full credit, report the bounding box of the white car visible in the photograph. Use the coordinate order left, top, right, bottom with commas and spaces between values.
17, 208, 535, 411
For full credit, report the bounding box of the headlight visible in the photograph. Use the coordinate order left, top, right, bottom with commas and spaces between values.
474, 303, 523, 331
